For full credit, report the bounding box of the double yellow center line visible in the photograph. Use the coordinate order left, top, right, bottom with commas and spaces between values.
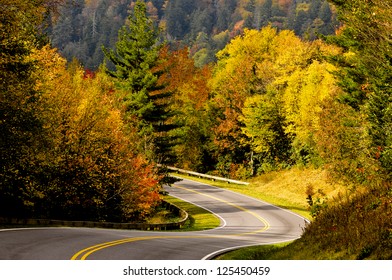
71, 184, 270, 260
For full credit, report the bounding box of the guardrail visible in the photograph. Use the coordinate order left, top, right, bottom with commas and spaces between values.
166, 166, 250, 185
0, 201, 189, 231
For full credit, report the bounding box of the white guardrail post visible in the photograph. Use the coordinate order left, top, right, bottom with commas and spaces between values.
166, 166, 249, 185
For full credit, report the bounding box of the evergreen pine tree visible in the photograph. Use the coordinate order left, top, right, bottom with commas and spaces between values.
260, 0, 272, 27
327, 0, 392, 182
102, 0, 177, 175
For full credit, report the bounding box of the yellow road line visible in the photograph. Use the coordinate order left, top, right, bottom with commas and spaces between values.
71, 184, 270, 260
71, 237, 150, 260
73, 235, 224, 260
174, 184, 270, 234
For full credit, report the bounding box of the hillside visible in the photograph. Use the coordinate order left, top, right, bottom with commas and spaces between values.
175, 168, 391, 260
217, 179, 392, 260
47, 0, 338, 69
2, 0, 390, 260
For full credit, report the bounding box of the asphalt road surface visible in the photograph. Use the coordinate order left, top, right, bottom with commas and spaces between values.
0, 178, 307, 260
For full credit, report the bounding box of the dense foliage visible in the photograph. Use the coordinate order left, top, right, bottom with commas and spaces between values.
325, 0, 392, 185
1, 0, 161, 222
273, 0, 392, 259
205, 26, 341, 177
1, 0, 391, 256
47, 0, 338, 69
102, 1, 178, 185
1, 0, 49, 218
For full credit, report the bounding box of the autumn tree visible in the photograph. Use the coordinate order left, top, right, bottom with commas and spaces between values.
0, 0, 60, 217
210, 27, 310, 176
283, 54, 340, 166
29, 46, 161, 221
1, 0, 162, 221
157, 47, 214, 172
210, 28, 278, 176
210, 26, 343, 176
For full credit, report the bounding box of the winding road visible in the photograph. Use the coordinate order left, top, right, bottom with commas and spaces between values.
0, 178, 306, 260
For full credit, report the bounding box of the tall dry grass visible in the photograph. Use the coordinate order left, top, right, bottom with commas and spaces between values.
300, 181, 392, 259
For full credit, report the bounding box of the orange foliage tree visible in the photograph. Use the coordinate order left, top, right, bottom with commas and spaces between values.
29, 46, 161, 222
157, 47, 214, 171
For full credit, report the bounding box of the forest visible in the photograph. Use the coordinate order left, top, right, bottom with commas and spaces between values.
1, 0, 391, 258
48, 0, 338, 69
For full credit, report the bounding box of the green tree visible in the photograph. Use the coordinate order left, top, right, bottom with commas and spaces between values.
241, 90, 291, 173
259, 0, 272, 27
327, 0, 392, 183
309, 0, 322, 20
102, 0, 177, 182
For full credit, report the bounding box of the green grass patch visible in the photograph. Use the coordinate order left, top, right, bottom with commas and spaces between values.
215, 242, 292, 260
163, 195, 221, 231
146, 207, 183, 224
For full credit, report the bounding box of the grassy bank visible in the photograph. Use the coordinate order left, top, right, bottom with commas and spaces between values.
170, 168, 391, 259
163, 195, 221, 231
237, 182, 391, 260
215, 242, 292, 260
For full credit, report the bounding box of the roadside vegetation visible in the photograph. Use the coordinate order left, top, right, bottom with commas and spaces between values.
1, 0, 390, 259
174, 171, 391, 260
171, 168, 349, 221
216, 183, 392, 260
49, 0, 337, 70
162, 195, 221, 231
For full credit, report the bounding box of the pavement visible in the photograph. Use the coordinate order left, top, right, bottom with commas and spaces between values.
0, 178, 306, 260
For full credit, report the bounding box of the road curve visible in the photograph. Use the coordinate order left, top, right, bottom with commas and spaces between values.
0, 178, 307, 260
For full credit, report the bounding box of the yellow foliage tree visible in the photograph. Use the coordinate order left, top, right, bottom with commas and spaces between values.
211, 26, 342, 173
30, 46, 161, 221
284, 61, 338, 143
